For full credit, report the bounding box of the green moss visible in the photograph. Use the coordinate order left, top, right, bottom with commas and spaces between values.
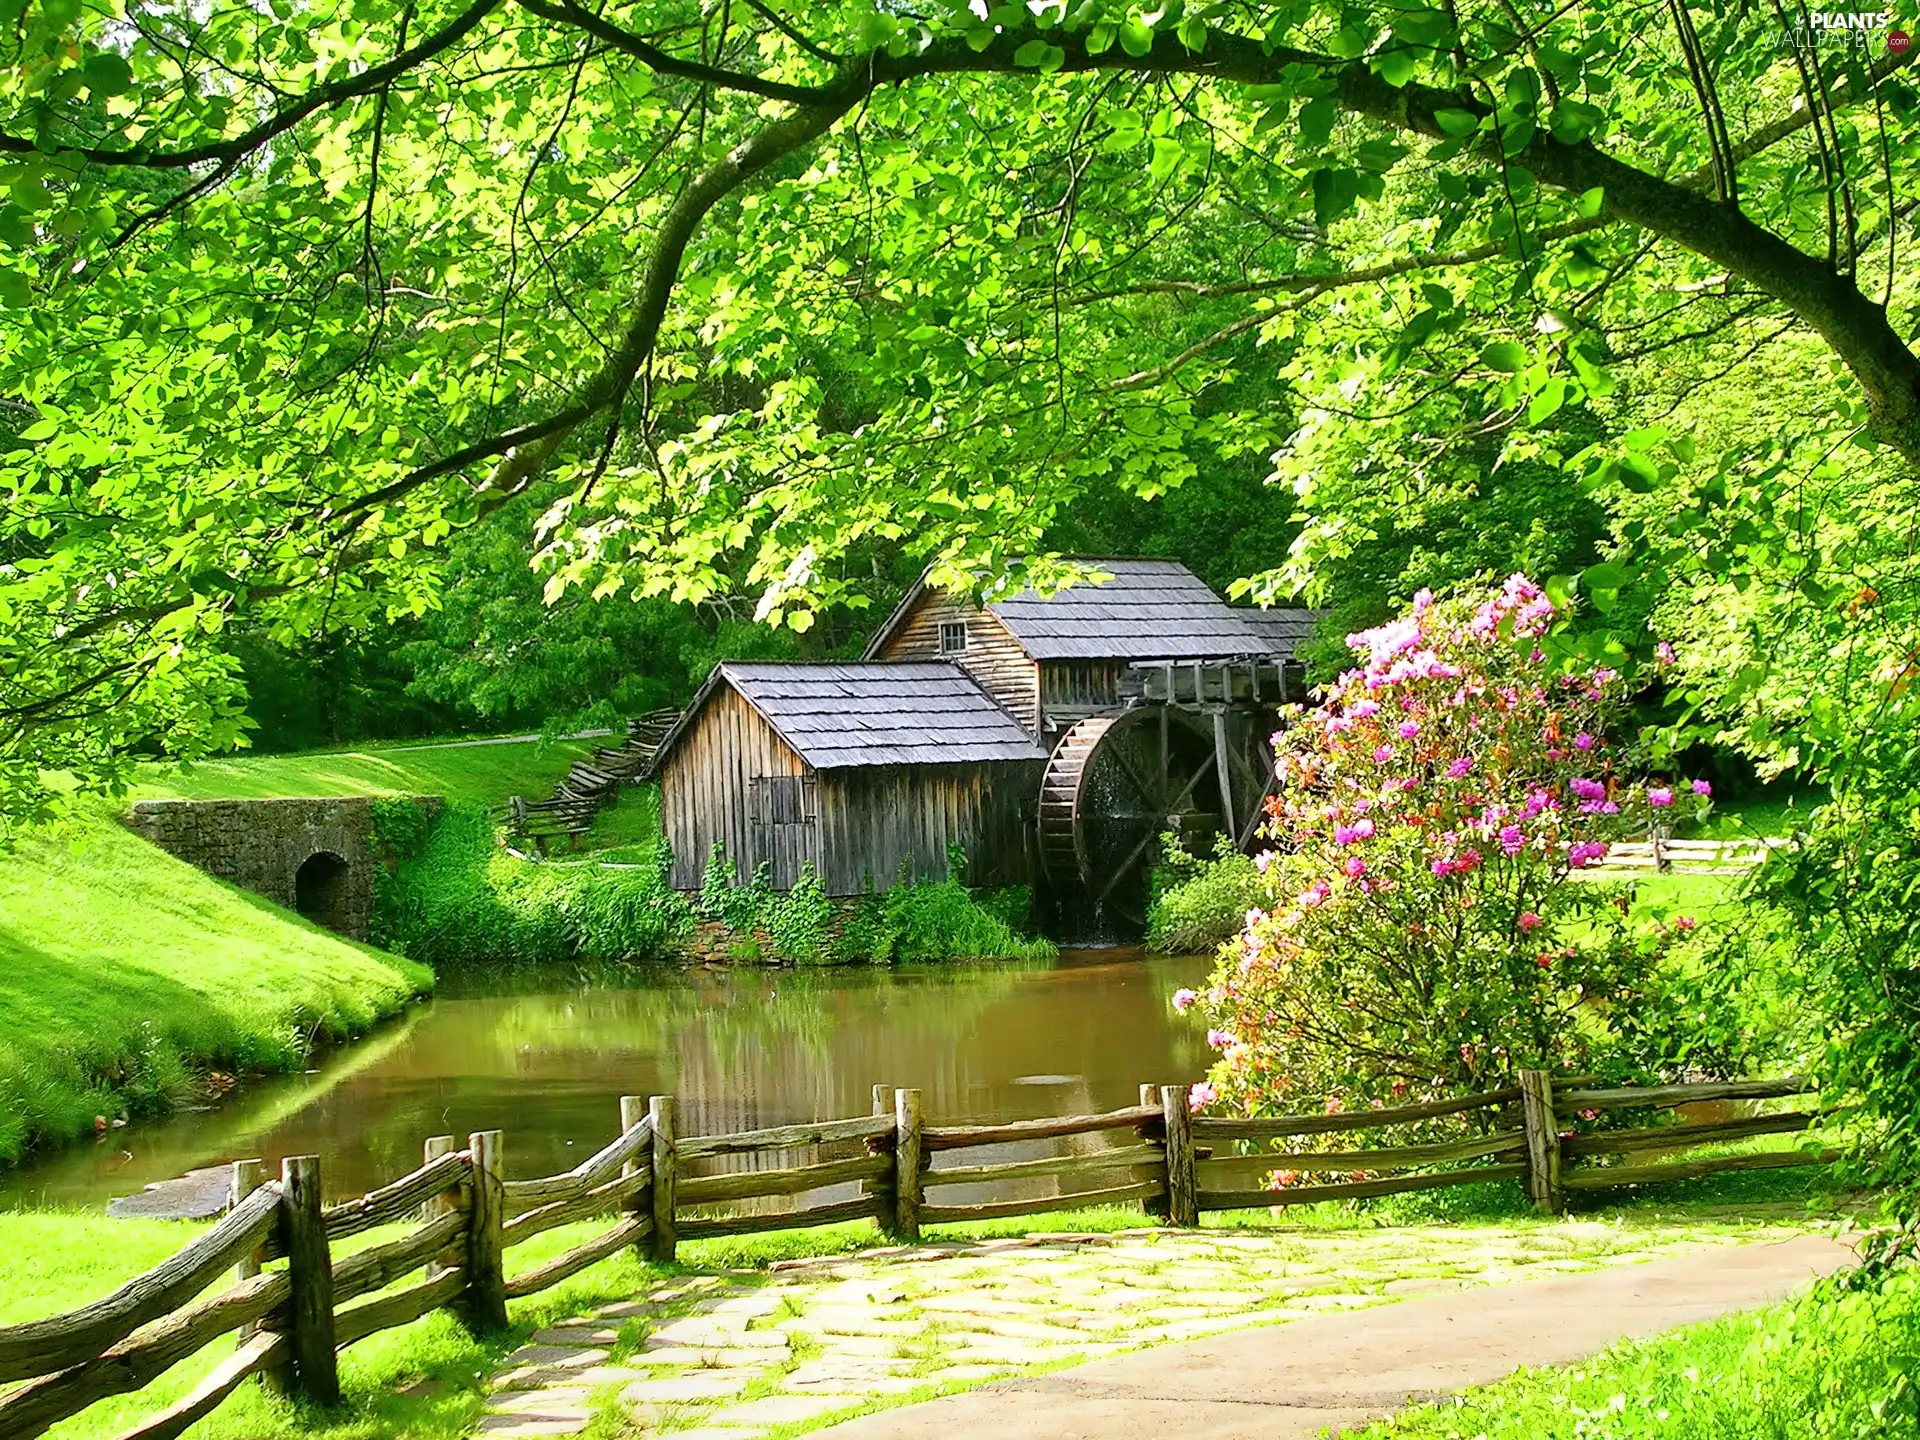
0, 806, 429, 1167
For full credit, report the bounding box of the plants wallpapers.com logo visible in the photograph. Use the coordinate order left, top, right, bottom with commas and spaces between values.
1782, 11, 1912, 51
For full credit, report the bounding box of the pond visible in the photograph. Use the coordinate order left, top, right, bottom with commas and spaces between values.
1, 949, 1214, 1212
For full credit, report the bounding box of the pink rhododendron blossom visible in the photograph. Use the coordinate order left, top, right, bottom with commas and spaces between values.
1187, 576, 1710, 1125
1656, 641, 1677, 665
1171, 988, 1198, 1013
1673, 915, 1696, 932
1188, 1082, 1216, 1112
1693, 779, 1712, 796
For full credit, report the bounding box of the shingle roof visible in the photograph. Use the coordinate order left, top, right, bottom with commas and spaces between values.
678, 662, 1047, 770
1239, 607, 1325, 654
984, 558, 1319, 661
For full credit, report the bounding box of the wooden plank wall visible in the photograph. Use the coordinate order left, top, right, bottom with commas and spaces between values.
817, 761, 1040, 895
1038, 661, 1129, 731
873, 592, 1040, 734
660, 685, 814, 889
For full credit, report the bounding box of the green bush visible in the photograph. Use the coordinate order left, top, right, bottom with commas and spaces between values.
373, 803, 691, 967
1147, 834, 1264, 954
697, 844, 1054, 964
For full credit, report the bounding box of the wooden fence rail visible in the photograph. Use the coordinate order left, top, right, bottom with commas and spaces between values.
0, 1073, 1836, 1440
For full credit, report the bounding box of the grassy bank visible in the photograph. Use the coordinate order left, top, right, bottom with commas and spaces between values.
1351, 1267, 1918, 1439
138, 735, 587, 808
0, 806, 430, 1165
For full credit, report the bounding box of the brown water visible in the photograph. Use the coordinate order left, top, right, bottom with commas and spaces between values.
2, 950, 1213, 1211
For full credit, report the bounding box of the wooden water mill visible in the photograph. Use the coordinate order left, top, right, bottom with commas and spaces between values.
1038, 659, 1292, 934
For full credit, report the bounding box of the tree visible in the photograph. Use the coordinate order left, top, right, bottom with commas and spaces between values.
1, 1, 1915, 822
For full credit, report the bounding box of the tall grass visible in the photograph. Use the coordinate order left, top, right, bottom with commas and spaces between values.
372, 804, 692, 969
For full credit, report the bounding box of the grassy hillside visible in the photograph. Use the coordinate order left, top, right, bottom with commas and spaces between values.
137, 735, 589, 807
0, 806, 431, 1166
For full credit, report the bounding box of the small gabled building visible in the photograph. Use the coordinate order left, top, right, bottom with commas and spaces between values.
863, 557, 1309, 736
653, 662, 1046, 895
652, 559, 1320, 929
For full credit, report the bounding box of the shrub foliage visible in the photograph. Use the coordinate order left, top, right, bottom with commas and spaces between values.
1190, 578, 1712, 1112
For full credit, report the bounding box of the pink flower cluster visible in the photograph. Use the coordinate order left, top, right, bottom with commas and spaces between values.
1470, 573, 1557, 639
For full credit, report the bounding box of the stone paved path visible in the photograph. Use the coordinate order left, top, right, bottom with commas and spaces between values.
470, 1218, 1821, 1439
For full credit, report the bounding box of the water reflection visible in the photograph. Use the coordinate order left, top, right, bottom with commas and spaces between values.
3, 950, 1212, 1210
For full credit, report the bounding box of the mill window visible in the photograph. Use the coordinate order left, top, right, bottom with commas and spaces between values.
938, 620, 969, 655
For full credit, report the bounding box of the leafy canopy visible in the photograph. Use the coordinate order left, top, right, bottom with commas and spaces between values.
1, 0, 1915, 822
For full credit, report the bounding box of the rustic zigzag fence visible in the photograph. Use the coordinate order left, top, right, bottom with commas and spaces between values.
0, 1073, 1834, 1440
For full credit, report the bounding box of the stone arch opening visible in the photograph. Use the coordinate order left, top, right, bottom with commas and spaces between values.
294, 851, 353, 934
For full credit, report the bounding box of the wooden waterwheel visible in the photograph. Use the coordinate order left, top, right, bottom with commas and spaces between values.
1038, 708, 1226, 933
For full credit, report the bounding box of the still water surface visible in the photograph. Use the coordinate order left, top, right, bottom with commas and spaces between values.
4, 949, 1212, 1210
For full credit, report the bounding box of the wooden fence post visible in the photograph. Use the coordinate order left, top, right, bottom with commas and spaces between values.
465, 1130, 509, 1331
1137, 1084, 1169, 1219
648, 1095, 678, 1263
421, 1135, 461, 1280
1160, 1085, 1197, 1226
228, 1158, 265, 1351
279, 1155, 339, 1406
620, 1096, 649, 1259
1518, 1070, 1564, 1215
894, 1088, 923, 1242
870, 1084, 898, 1238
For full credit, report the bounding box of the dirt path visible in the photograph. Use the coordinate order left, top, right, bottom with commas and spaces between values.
814, 1233, 1852, 1440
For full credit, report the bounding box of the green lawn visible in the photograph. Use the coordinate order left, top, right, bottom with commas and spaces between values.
1348, 1267, 1916, 1439
138, 736, 589, 808
0, 806, 430, 1165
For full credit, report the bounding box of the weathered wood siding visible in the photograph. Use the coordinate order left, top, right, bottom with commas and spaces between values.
817, 761, 1039, 896
660, 685, 815, 890
873, 592, 1040, 734
1038, 661, 1131, 731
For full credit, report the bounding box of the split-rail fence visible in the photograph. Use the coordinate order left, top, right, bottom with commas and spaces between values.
0, 1073, 1833, 1440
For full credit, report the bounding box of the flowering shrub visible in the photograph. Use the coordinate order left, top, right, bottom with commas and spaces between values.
1189, 577, 1711, 1115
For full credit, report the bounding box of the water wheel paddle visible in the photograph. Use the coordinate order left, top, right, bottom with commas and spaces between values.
1039, 709, 1220, 933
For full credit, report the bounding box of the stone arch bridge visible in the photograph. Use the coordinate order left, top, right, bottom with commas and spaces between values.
123, 796, 439, 942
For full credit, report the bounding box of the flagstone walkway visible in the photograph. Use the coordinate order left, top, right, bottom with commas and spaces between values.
470, 1217, 1822, 1439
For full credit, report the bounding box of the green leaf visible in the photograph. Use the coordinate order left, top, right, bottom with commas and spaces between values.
1118, 18, 1153, 56
1013, 38, 1050, 67
82, 51, 134, 96
1433, 108, 1480, 138
1370, 48, 1418, 88
1149, 137, 1183, 181
1482, 341, 1526, 372
1576, 186, 1605, 218
1298, 96, 1337, 148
